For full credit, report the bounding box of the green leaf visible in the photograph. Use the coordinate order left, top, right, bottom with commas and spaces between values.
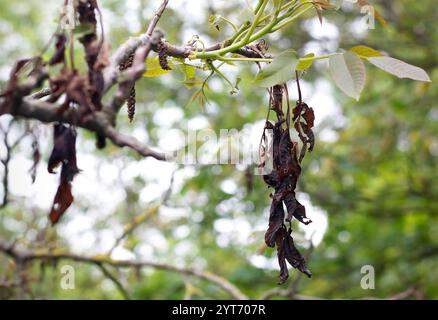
329, 52, 366, 100
184, 65, 196, 79
255, 49, 297, 87
176, 61, 197, 80
143, 57, 173, 77
349, 45, 384, 58
183, 77, 204, 89
296, 53, 315, 71
367, 56, 431, 82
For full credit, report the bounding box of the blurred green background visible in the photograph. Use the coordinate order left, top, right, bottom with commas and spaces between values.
0, 0, 437, 299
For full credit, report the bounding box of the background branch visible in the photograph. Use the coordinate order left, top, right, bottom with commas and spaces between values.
96, 263, 131, 300
0, 119, 29, 208
0, 237, 248, 300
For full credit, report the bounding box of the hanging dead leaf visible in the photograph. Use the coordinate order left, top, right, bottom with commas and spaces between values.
47, 124, 80, 225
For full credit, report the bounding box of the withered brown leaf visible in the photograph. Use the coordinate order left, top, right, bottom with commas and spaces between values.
49, 178, 74, 225
47, 124, 79, 225
276, 228, 289, 284
265, 199, 285, 248
282, 228, 312, 278
284, 194, 312, 225
275, 227, 312, 284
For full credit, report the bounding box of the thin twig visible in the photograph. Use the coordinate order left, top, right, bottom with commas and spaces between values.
96, 263, 131, 300
388, 287, 424, 300
146, 0, 169, 37
0, 120, 29, 208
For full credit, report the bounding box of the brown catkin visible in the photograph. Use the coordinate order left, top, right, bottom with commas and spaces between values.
119, 52, 134, 71
127, 86, 136, 123
157, 41, 172, 71
119, 52, 136, 122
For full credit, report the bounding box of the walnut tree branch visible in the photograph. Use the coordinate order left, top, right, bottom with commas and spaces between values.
7, 98, 169, 161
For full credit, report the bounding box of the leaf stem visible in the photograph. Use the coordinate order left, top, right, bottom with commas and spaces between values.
254, 0, 265, 14
299, 53, 338, 62
271, 2, 314, 32
229, 22, 251, 44
218, 56, 273, 63
218, 52, 339, 64
208, 62, 235, 90
191, 1, 315, 61
259, 0, 299, 25
218, 16, 238, 32
243, 0, 269, 44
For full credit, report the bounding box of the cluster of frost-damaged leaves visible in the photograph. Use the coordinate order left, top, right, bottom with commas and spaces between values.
259, 84, 315, 284
0, 1, 110, 224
